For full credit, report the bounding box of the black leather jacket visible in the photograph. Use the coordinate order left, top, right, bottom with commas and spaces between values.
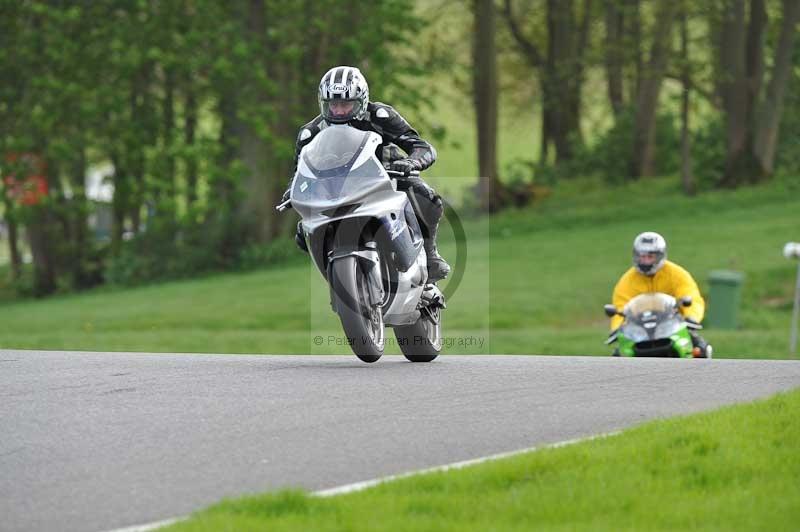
293, 101, 437, 173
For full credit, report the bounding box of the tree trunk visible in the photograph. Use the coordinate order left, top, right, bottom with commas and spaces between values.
237, 0, 281, 244
629, 1, 678, 179
213, 0, 287, 245
680, 5, 695, 196
626, 0, 643, 100
545, 0, 577, 163
184, 83, 198, 207
717, 0, 752, 187
605, 0, 625, 116
572, 0, 593, 135
161, 66, 177, 206
474, 0, 507, 212
752, 0, 800, 178
4, 206, 22, 280
110, 152, 127, 253
718, 0, 797, 186
70, 143, 91, 287
128, 69, 150, 233
503, 0, 588, 165
26, 208, 57, 296
539, 106, 551, 164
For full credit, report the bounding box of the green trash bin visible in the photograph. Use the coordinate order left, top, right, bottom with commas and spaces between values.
706, 270, 744, 329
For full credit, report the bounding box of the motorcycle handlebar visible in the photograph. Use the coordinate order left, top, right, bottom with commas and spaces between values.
278, 169, 420, 211
386, 169, 420, 178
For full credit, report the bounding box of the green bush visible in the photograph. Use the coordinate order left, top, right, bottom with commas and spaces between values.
104, 212, 247, 286
691, 117, 726, 188
236, 238, 303, 271
535, 109, 682, 183
103, 211, 302, 287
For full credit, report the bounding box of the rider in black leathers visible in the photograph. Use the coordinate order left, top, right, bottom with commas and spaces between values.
283, 65, 450, 281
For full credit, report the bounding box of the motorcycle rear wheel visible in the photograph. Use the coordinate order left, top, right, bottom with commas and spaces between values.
394, 306, 442, 362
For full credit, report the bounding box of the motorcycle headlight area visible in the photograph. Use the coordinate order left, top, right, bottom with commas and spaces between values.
655, 318, 683, 338
621, 324, 649, 343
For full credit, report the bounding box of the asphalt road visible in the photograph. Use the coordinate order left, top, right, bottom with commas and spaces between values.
2, 351, 800, 532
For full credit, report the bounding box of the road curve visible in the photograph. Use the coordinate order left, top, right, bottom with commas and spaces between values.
1, 351, 799, 532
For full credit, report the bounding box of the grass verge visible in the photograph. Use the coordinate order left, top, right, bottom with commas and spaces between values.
0, 176, 797, 357
164, 388, 800, 532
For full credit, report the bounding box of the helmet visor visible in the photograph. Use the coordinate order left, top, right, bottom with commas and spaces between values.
634, 251, 664, 274
321, 98, 362, 123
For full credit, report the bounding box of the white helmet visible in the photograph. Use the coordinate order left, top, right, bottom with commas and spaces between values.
632, 232, 667, 276
318, 66, 369, 124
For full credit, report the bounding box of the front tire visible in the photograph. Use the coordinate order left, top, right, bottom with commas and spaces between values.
394, 307, 442, 362
331, 256, 384, 363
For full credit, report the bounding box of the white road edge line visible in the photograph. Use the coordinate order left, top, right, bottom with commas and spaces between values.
106, 430, 620, 532
105, 518, 183, 532
314, 430, 621, 497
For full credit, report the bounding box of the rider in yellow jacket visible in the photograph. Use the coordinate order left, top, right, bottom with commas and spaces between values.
610, 232, 711, 356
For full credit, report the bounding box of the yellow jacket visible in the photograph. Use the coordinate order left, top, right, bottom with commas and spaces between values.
611, 260, 705, 330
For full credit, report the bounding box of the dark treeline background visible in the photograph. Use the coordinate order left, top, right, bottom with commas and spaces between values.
1, 0, 799, 297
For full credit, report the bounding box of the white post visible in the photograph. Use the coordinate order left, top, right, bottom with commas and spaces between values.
784, 243, 800, 357
791, 262, 800, 356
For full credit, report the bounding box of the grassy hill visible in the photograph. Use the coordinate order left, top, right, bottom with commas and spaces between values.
165, 388, 800, 532
0, 175, 797, 359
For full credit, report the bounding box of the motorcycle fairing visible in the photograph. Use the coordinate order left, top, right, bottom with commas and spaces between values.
616, 293, 695, 358
291, 126, 425, 280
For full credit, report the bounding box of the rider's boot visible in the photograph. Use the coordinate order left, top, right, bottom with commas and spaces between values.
397, 178, 451, 282
689, 330, 712, 358
424, 220, 450, 282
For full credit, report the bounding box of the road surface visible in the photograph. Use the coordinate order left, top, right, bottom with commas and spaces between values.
2, 351, 799, 532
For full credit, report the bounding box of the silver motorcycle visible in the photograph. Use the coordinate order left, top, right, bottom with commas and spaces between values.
277, 125, 445, 363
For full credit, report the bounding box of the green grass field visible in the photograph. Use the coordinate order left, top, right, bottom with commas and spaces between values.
0, 175, 797, 358
164, 388, 800, 531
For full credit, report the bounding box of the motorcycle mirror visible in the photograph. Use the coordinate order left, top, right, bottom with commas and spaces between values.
604, 304, 619, 317
679, 296, 693, 307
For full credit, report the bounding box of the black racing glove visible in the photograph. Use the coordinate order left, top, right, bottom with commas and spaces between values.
605, 327, 620, 345
276, 188, 291, 210
390, 158, 422, 176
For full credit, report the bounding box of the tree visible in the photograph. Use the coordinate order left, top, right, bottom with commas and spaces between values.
0, 0, 429, 295
679, 2, 696, 196
716, 0, 800, 186
604, 0, 625, 117
473, 0, 509, 212
628, 0, 678, 179
503, 0, 594, 164
604, 0, 648, 118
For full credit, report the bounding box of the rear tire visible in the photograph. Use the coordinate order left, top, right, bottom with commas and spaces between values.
331, 256, 384, 363
394, 307, 442, 362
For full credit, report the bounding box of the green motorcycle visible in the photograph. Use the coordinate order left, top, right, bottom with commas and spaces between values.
604, 293, 704, 358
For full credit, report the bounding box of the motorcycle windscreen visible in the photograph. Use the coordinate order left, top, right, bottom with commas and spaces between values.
293, 126, 386, 202
303, 125, 369, 171
623, 293, 676, 316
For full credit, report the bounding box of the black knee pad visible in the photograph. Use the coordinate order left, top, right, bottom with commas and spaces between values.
400, 179, 443, 234
295, 222, 308, 253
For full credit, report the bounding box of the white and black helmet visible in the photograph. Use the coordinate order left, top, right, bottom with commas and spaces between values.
632, 231, 667, 276
318, 66, 369, 124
